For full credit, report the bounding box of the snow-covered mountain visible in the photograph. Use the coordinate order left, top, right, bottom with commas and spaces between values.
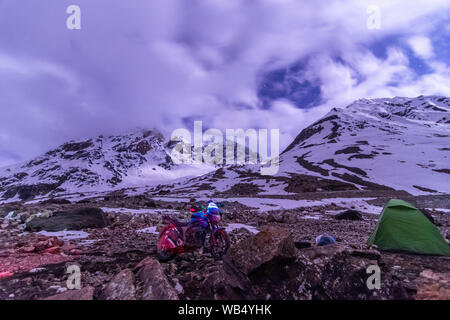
0, 129, 180, 201
159, 95, 450, 197
1, 95, 449, 201
0, 128, 259, 201
277, 95, 450, 195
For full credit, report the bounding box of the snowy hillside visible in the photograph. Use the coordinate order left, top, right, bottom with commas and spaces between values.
0, 129, 180, 201
0, 128, 258, 201
278, 95, 450, 195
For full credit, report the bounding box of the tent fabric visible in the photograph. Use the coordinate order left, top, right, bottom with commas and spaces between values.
368, 199, 450, 256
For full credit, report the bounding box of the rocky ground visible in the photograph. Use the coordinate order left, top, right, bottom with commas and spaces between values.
0, 192, 449, 300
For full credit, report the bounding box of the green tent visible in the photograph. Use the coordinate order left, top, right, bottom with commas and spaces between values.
368, 199, 450, 256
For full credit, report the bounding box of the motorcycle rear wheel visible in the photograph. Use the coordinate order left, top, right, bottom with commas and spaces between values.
157, 230, 178, 262
157, 249, 176, 262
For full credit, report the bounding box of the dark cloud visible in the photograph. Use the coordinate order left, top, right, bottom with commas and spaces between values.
0, 0, 450, 166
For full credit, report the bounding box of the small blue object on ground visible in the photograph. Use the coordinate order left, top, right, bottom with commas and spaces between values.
316, 234, 337, 246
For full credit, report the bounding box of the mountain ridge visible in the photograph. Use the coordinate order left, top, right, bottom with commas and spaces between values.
1, 95, 449, 201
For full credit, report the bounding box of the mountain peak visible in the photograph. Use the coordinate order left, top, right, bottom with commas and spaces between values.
279, 95, 450, 195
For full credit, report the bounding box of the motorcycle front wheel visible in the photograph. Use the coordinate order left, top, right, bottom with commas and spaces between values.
210, 229, 230, 261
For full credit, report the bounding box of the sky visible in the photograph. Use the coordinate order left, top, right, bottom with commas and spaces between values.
0, 0, 450, 167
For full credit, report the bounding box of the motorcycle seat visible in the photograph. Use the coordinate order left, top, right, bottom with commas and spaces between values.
173, 219, 190, 227
164, 217, 190, 230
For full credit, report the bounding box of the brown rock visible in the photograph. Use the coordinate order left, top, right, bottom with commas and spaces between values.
101, 269, 136, 300
22, 246, 36, 253
416, 270, 450, 300
133, 256, 154, 271
42, 287, 94, 300
68, 248, 84, 255
222, 226, 296, 294
224, 226, 296, 276
136, 257, 178, 300
42, 246, 61, 254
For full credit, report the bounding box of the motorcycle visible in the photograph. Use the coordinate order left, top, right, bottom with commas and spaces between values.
157, 212, 230, 262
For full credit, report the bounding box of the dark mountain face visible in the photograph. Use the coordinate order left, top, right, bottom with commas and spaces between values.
0, 129, 173, 201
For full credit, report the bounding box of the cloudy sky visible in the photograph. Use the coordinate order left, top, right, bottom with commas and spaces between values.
1, 0, 450, 167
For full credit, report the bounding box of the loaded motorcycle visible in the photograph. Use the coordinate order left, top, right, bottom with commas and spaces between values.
157, 211, 230, 262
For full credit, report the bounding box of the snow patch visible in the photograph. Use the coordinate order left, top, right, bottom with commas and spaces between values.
137, 226, 159, 235
427, 208, 450, 213
225, 223, 259, 234
101, 207, 178, 215
36, 230, 89, 241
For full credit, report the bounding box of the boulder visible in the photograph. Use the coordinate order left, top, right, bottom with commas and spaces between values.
136, 257, 179, 300
415, 270, 450, 300
224, 226, 296, 276
25, 207, 110, 232
42, 286, 94, 300
41, 198, 72, 205
223, 226, 296, 295
334, 210, 363, 221
101, 269, 136, 300
145, 200, 156, 208
267, 212, 284, 223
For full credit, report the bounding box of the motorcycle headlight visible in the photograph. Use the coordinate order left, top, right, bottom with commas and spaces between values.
210, 214, 221, 223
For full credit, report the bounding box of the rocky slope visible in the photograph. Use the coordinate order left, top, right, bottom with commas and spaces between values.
0, 196, 449, 300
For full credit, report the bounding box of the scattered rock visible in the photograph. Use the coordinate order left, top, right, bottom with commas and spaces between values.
19, 236, 64, 254
294, 245, 408, 300
1, 192, 448, 301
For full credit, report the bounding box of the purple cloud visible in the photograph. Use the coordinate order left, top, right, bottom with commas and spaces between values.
1, 0, 450, 166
